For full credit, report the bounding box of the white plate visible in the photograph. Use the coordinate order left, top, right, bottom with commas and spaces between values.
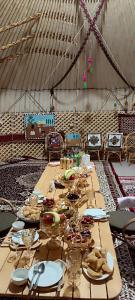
32, 190, 45, 200
83, 208, 107, 219
25, 198, 44, 205
12, 230, 39, 246
28, 261, 63, 287
83, 251, 114, 281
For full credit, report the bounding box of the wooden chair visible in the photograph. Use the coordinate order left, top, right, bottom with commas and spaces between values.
65, 132, 83, 153
45, 132, 64, 162
125, 132, 135, 165
85, 133, 103, 160
109, 196, 135, 249
104, 132, 123, 162
0, 198, 16, 236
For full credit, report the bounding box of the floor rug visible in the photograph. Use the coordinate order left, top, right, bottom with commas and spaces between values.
0, 159, 135, 299
110, 162, 135, 196
0, 158, 47, 210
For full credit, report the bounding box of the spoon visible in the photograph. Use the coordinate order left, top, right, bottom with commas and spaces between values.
33, 263, 45, 289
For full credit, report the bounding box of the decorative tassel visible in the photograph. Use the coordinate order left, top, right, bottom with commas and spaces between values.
87, 66, 90, 73
88, 56, 93, 64
82, 72, 87, 82
90, 67, 93, 73
83, 82, 87, 89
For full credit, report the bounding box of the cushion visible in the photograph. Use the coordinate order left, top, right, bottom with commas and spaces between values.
109, 210, 135, 234
118, 196, 135, 208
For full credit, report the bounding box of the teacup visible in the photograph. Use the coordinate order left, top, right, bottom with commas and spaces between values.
11, 268, 28, 286
12, 221, 25, 231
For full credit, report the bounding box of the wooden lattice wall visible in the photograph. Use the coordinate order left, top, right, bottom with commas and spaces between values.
0, 112, 118, 160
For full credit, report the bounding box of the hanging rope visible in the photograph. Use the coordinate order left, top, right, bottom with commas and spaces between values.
0, 12, 41, 34
80, 0, 134, 90
51, 0, 106, 90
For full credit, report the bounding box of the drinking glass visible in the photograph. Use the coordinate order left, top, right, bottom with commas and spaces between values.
21, 229, 35, 260
66, 248, 82, 288
7, 241, 19, 263
29, 194, 38, 206
67, 269, 81, 288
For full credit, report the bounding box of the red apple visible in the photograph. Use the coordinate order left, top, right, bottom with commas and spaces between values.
60, 213, 66, 223
69, 175, 75, 180
43, 213, 54, 225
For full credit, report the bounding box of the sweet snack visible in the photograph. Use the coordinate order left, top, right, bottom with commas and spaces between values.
22, 206, 41, 221
83, 247, 113, 278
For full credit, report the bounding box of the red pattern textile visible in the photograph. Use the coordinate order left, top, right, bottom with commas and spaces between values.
118, 113, 135, 135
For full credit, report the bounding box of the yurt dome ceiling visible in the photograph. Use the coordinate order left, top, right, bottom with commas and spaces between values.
0, 0, 135, 91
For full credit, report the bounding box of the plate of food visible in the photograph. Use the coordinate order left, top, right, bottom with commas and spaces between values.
83, 247, 114, 281
83, 209, 107, 220
17, 205, 42, 223
12, 229, 39, 246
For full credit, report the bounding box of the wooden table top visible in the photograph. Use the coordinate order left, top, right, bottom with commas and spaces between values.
0, 164, 122, 299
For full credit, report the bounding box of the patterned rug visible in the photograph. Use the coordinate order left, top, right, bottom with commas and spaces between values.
0, 158, 47, 210
109, 162, 135, 197
0, 159, 135, 299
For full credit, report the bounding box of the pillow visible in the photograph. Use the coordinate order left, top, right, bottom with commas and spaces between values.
118, 196, 135, 208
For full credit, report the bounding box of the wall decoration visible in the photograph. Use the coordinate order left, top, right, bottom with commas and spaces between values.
118, 113, 135, 135
24, 114, 55, 139
82, 56, 94, 89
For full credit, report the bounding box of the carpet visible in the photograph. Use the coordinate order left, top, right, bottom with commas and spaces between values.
110, 162, 135, 197
0, 158, 47, 210
0, 159, 135, 299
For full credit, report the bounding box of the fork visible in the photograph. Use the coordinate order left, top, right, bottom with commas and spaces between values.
29, 265, 39, 291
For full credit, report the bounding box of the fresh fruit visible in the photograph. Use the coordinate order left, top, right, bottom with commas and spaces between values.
67, 193, 79, 201
60, 213, 66, 223
43, 211, 60, 225
43, 198, 55, 208
64, 169, 76, 180
52, 211, 60, 224
43, 213, 54, 225
81, 216, 94, 225
69, 175, 75, 180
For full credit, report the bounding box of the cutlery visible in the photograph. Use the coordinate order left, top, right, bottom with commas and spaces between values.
33, 262, 45, 289
29, 265, 39, 291
56, 277, 64, 296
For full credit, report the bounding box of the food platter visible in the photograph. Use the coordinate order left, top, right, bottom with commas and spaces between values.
12, 230, 39, 246
17, 206, 41, 223
83, 247, 114, 281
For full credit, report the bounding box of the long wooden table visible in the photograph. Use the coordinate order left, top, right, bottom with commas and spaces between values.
0, 165, 122, 299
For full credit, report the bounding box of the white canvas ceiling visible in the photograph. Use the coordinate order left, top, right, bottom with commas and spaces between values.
0, 0, 135, 91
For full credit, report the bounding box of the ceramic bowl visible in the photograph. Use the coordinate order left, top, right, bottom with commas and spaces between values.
12, 221, 25, 231
11, 268, 28, 286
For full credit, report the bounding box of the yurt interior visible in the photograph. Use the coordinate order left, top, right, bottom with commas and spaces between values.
0, 0, 135, 299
